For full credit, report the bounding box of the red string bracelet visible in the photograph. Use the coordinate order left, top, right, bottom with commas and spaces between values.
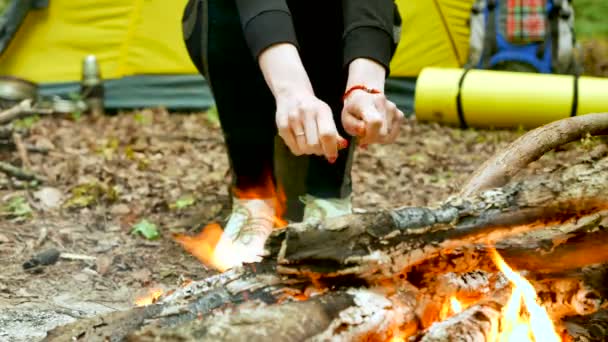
342, 85, 382, 102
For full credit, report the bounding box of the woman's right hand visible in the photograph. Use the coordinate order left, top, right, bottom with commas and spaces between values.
275, 90, 347, 163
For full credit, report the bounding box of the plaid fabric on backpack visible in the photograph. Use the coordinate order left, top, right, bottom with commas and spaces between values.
505, 0, 547, 43
466, 0, 580, 74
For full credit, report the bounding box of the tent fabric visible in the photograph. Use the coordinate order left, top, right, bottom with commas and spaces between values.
39, 75, 215, 111
0, 0, 48, 55
390, 0, 474, 77
0, 0, 196, 82
38, 75, 416, 114
0, 0, 471, 111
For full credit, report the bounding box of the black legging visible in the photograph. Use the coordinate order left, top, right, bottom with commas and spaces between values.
182, 0, 356, 218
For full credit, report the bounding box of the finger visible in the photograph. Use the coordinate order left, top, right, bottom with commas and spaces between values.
384, 100, 399, 138
302, 107, 322, 155
316, 107, 339, 161
360, 106, 383, 144
341, 109, 365, 137
289, 114, 308, 154
374, 95, 389, 137
383, 108, 405, 144
277, 111, 301, 155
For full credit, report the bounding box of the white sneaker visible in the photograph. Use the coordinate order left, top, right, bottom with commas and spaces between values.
300, 194, 353, 226
213, 197, 276, 269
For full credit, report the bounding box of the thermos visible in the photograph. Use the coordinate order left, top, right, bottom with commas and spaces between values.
80, 55, 104, 116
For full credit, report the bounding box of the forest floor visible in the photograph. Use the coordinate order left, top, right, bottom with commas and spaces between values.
1, 109, 607, 341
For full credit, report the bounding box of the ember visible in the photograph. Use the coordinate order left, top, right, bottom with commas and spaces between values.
135, 288, 164, 307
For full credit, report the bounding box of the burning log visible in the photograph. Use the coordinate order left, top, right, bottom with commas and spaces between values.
43, 114, 608, 341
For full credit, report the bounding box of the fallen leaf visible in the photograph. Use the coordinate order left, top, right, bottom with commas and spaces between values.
131, 219, 160, 240
170, 195, 196, 210
0, 233, 9, 243
33, 187, 63, 209
132, 268, 152, 284
96, 255, 113, 275
110, 203, 131, 215
2, 196, 33, 219
73, 272, 89, 282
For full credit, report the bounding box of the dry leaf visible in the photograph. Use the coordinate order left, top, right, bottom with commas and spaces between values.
96, 255, 113, 276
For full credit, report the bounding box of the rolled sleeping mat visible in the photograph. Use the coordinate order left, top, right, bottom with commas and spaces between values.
414, 67, 608, 129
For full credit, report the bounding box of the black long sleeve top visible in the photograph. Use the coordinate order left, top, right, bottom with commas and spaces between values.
234, 0, 399, 74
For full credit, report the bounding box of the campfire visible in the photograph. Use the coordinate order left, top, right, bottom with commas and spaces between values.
168, 230, 569, 342
44, 113, 608, 342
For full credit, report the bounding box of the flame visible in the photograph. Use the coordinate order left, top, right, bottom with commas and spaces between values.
174, 172, 288, 272
173, 223, 238, 272
232, 175, 288, 228
135, 288, 164, 306
450, 296, 463, 314
489, 248, 561, 342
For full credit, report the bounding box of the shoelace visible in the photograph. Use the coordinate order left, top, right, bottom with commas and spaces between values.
226, 203, 274, 242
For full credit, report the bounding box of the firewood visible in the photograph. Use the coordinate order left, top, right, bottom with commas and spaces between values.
271, 156, 608, 282
460, 112, 608, 197
415, 288, 510, 342
564, 309, 608, 342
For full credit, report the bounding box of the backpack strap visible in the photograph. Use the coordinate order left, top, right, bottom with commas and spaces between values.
480, 0, 497, 69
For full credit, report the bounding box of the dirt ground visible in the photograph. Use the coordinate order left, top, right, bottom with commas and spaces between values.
1, 109, 606, 341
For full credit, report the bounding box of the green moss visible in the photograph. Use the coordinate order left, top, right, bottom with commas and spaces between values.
573, 0, 608, 39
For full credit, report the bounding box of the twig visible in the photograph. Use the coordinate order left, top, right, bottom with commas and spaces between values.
0, 161, 46, 183
0, 100, 33, 125
0, 125, 15, 139
60, 253, 97, 261
12, 132, 31, 169
0, 140, 51, 153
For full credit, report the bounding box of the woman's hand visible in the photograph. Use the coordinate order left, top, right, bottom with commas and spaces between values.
259, 43, 346, 162
341, 90, 404, 146
275, 90, 346, 162
341, 58, 404, 146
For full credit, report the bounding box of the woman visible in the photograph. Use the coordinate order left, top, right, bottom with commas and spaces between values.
182, 0, 404, 267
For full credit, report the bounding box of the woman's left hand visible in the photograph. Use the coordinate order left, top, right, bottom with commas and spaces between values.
341, 90, 404, 146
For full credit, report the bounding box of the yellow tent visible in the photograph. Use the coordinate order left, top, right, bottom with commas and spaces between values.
391, 0, 473, 77
0, 0, 474, 109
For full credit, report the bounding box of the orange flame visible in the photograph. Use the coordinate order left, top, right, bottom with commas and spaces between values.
135, 288, 164, 306
174, 172, 288, 272
489, 248, 561, 342
173, 223, 237, 272
232, 174, 288, 228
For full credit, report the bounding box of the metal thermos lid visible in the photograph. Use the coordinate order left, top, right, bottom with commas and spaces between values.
82, 55, 101, 86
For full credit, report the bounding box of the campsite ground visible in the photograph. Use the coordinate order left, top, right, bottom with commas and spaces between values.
1, 110, 608, 341
1, 2, 607, 341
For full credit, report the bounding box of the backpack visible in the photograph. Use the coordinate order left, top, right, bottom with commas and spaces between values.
466, 0, 580, 75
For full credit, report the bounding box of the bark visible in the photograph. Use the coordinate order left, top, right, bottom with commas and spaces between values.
45, 270, 418, 342
564, 309, 608, 342
460, 112, 608, 197
271, 156, 608, 282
